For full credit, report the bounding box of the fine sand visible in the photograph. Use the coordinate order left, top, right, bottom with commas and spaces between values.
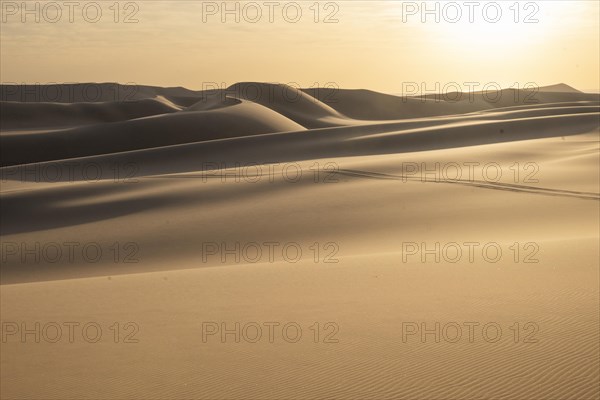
1, 83, 599, 399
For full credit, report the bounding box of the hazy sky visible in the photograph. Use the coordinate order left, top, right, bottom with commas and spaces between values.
1, 1, 599, 93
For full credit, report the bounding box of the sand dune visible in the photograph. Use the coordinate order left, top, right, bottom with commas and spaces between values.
1, 99, 306, 166
228, 82, 350, 128
0, 97, 182, 130
1, 83, 598, 399
305, 85, 599, 120
537, 83, 583, 93
2, 105, 597, 177
2, 83, 598, 167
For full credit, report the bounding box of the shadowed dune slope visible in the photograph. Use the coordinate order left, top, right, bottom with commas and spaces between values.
0, 96, 182, 130
1, 100, 305, 166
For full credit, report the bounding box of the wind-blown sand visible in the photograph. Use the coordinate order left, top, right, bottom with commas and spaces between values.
1, 83, 598, 399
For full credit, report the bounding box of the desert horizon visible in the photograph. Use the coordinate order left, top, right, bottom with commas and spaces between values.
1, 1, 599, 399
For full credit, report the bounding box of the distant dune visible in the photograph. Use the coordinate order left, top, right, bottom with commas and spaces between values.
537, 83, 582, 93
